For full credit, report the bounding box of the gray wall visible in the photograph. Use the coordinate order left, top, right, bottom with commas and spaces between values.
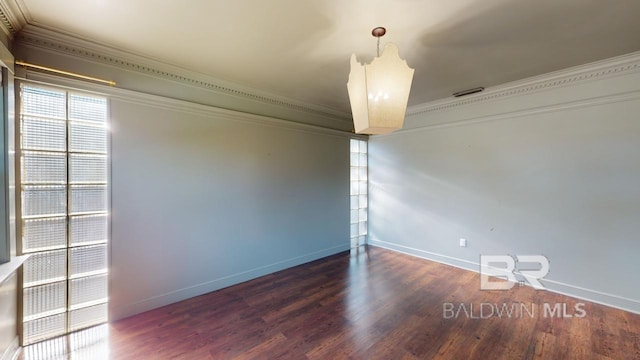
108, 97, 350, 320
13, 33, 354, 320
369, 54, 640, 313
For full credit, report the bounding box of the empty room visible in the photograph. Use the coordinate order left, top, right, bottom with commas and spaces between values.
0, 0, 639, 359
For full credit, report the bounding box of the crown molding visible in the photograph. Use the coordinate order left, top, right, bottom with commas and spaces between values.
20, 69, 366, 140
385, 89, 640, 138
407, 51, 640, 116
0, 2, 17, 38
14, 24, 352, 124
0, 0, 28, 38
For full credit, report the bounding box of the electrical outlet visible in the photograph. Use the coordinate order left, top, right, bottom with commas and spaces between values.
459, 238, 467, 247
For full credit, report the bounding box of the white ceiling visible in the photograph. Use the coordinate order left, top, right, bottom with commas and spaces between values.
12, 0, 640, 113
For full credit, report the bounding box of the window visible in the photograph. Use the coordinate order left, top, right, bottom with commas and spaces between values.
18, 84, 109, 345
350, 139, 367, 248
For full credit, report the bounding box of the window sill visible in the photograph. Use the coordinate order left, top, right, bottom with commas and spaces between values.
0, 255, 29, 285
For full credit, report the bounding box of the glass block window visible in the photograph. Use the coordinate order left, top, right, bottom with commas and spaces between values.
350, 139, 368, 248
19, 84, 109, 345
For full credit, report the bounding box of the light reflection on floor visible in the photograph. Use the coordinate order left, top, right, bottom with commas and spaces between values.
345, 246, 377, 350
21, 325, 109, 360
22, 246, 372, 359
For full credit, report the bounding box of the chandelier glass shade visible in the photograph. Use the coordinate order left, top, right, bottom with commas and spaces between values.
347, 42, 414, 135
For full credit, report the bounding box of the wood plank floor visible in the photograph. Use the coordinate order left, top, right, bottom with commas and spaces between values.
22, 246, 640, 359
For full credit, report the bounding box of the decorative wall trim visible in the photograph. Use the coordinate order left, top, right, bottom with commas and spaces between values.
20, 70, 366, 140
110, 243, 350, 320
386, 89, 640, 136
369, 238, 640, 315
0, 7, 14, 38
407, 51, 640, 116
0, 0, 27, 37
14, 25, 352, 125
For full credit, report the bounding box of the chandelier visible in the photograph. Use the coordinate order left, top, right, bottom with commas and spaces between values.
347, 27, 414, 135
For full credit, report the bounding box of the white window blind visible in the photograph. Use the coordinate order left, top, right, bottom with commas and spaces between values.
350, 139, 368, 248
19, 84, 109, 345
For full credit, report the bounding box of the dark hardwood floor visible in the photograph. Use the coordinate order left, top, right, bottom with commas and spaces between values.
22, 246, 640, 359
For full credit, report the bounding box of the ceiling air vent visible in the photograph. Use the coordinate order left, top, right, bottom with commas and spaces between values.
453, 87, 484, 97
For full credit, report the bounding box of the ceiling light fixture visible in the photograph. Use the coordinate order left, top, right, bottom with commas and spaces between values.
347, 27, 414, 135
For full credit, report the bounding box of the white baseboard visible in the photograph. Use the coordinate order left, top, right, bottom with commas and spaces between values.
368, 238, 640, 315
0, 337, 19, 360
542, 278, 640, 315
368, 238, 479, 273
110, 244, 349, 320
